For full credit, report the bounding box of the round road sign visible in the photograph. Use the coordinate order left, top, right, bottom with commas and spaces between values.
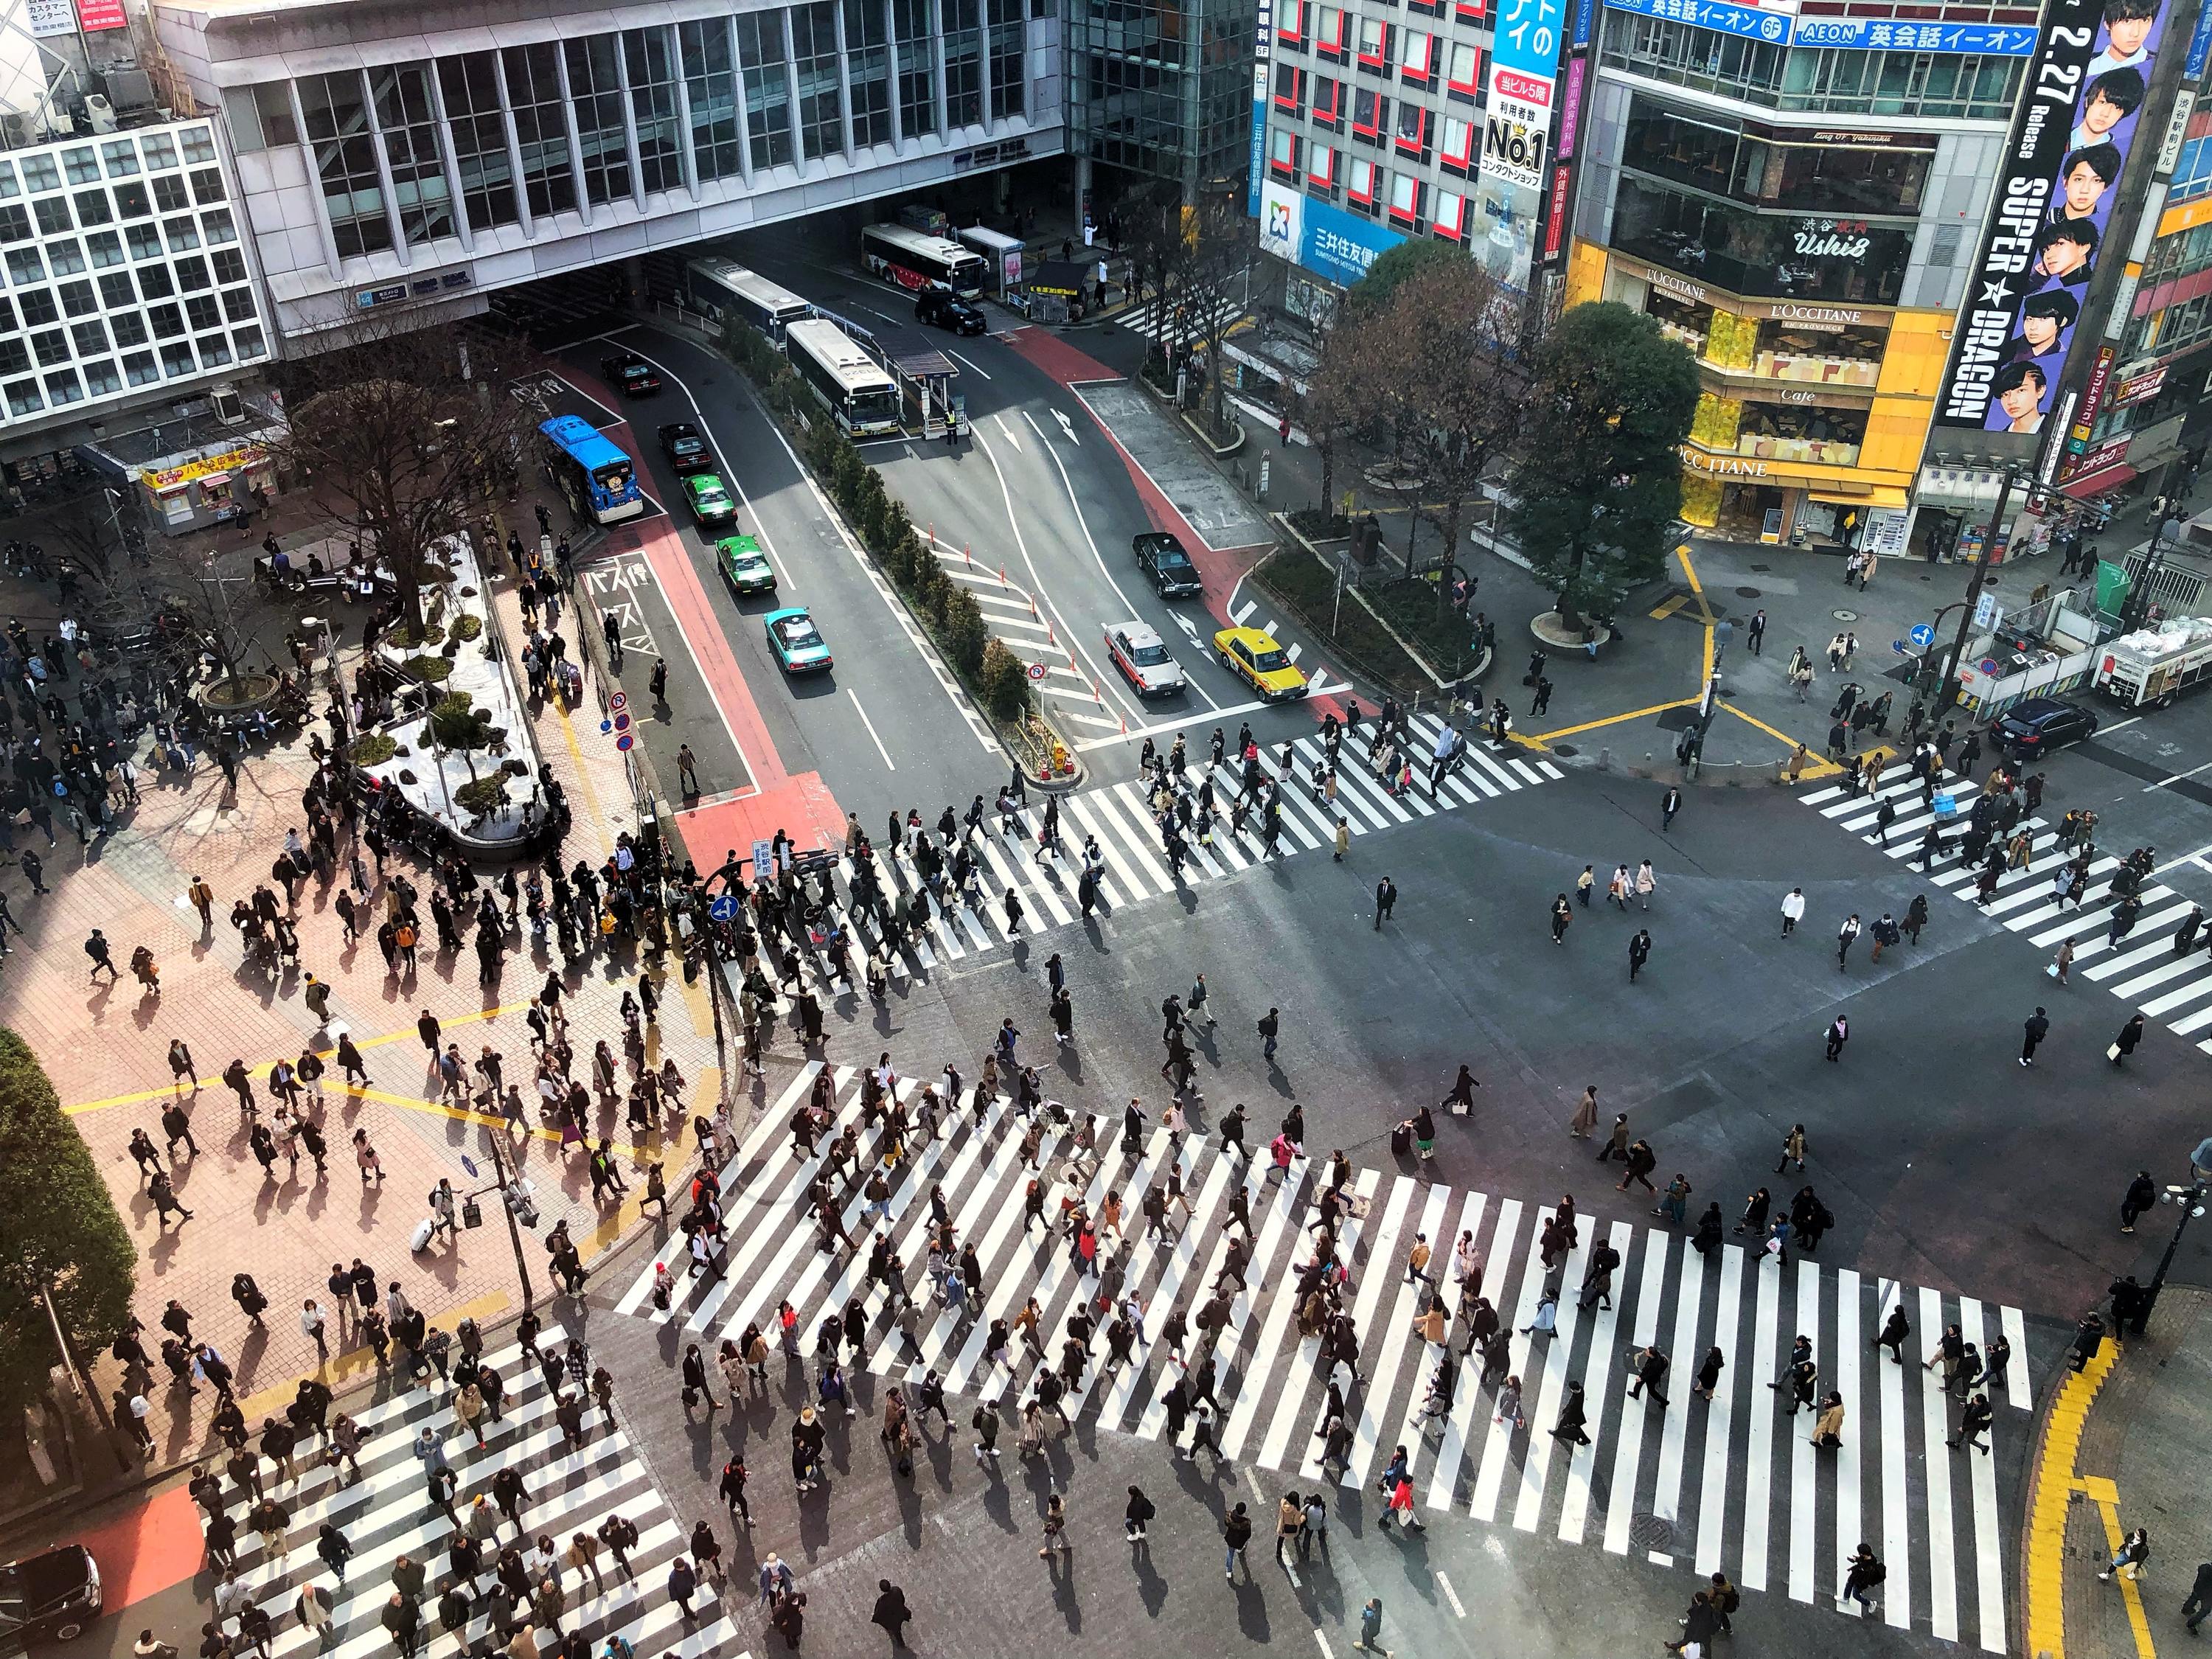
613, 712, 631, 732
1909, 622, 1936, 647
609, 690, 627, 712
709, 895, 740, 923
599, 720, 613, 734
1026, 661, 1048, 682
616, 733, 635, 751
1978, 658, 2000, 676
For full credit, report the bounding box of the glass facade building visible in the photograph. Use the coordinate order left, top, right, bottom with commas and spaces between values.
1068, 0, 1258, 195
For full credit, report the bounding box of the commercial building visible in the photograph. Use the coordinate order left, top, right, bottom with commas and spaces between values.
1561, 2, 2037, 552
0, 19, 279, 493
145, 0, 1062, 344
1068, 0, 1257, 201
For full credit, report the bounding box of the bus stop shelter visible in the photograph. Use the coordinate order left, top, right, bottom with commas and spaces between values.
815, 307, 959, 434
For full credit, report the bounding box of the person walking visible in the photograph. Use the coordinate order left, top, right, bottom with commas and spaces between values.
2121, 1169, 2157, 1234
2021, 1006, 2051, 1065
2112, 1012, 2146, 1068
1354, 1599, 1391, 1655
869, 1581, 911, 1651
1374, 877, 1397, 930
2100, 1528, 2150, 1583
2181, 1561, 2212, 1634
1837, 913, 1861, 969
1568, 1085, 1599, 1139
1551, 893, 1573, 945
1661, 786, 1682, 831
1824, 1016, 1848, 1062
1628, 929, 1652, 983
1222, 1502, 1253, 1578
1781, 888, 1804, 938
1841, 1545, 1886, 1615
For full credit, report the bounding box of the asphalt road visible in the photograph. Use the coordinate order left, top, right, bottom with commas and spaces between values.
553, 327, 1007, 821
708, 241, 1346, 769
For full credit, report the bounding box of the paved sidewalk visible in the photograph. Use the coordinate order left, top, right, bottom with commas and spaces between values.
1, 495, 723, 1489
2025, 1284, 2212, 1659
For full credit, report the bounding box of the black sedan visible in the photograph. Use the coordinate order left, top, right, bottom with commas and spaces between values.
917, 291, 987, 335
1133, 532, 1203, 598
1, 1545, 102, 1646
657, 422, 712, 474
600, 352, 661, 397
1994, 696, 2098, 759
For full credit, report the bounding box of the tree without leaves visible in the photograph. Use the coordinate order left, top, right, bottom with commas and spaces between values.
0, 1027, 136, 1416
1506, 301, 1699, 630
271, 319, 543, 635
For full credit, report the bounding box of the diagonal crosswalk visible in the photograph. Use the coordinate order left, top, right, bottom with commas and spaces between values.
190, 1338, 752, 1659
1800, 768, 2212, 1057
769, 711, 1561, 988
616, 1063, 2028, 1649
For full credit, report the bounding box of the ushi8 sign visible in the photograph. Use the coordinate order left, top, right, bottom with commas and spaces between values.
1933, 0, 2168, 435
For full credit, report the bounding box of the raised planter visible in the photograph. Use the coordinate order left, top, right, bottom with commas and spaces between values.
355, 538, 554, 858
1531, 610, 1615, 653
1180, 409, 1245, 457
193, 670, 284, 713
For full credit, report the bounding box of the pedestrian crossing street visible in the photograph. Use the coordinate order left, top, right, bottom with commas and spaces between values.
198, 1340, 754, 1659
1801, 768, 2212, 1058
617, 1063, 2030, 1649
796, 710, 1562, 984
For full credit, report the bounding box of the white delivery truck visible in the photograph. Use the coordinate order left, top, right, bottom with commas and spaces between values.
2094, 616, 2212, 709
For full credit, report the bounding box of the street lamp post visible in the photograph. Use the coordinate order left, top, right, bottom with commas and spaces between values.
2138, 1178, 2209, 1333
462, 1128, 538, 1311
1936, 466, 2031, 716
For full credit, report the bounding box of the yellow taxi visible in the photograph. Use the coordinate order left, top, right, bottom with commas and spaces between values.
1213, 625, 1309, 701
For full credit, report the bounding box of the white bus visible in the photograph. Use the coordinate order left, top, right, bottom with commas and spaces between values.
686, 257, 813, 344
785, 318, 902, 437
860, 223, 988, 299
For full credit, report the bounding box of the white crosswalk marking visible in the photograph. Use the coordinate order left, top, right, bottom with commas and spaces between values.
189, 1339, 751, 1659
615, 1076, 2027, 1646
758, 716, 1561, 999
1117, 296, 1246, 343
1798, 766, 2212, 1056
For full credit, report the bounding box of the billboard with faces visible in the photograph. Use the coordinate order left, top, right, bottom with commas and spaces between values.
1933, 0, 2166, 434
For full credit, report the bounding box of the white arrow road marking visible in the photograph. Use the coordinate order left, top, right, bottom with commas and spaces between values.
1054, 409, 1078, 445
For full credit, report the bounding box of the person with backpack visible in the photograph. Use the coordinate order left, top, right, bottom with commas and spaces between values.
1841, 1544, 1886, 1614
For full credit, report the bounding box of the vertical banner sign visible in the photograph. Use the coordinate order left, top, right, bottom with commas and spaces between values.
74, 0, 129, 28
1476, 0, 1566, 290
1933, 0, 2168, 434
2186, 0, 2212, 77
1248, 0, 1274, 217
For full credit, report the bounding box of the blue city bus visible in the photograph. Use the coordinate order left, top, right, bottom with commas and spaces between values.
540, 414, 644, 524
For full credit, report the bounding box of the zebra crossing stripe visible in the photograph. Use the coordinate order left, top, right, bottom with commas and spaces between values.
610, 1071, 2027, 1646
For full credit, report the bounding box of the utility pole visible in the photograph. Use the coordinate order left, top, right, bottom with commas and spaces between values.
1937, 467, 2025, 715
37, 1275, 129, 1472
465, 1130, 538, 1311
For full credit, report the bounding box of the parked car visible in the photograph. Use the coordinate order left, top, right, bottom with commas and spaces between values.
1133, 532, 1203, 598
599, 352, 661, 397
917, 291, 987, 335
1994, 696, 2098, 759
0, 1545, 102, 1646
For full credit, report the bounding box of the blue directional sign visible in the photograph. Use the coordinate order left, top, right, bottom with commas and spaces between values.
461, 1155, 481, 1179
1790, 16, 2037, 52
1603, 0, 1792, 44
1909, 623, 1936, 647
599, 720, 613, 733
1892, 640, 1909, 656
709, 894, 740, 923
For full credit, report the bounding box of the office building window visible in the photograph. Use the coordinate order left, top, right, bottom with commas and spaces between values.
124, 352, 159, 386
4, 380, 40, 417
681, 18, 745, 181
141, 133, 177, 169
110, 311, 148, 347
234, 326, 267, 361
566, 37, 633, 206
74, 189, 112, 226
503, 44, 579, 218
34, 195, 71, 235
370, 63, 455, 243
32, 329, 69, 366
894, 0, 937, 139
0, 336, 30, 377
43, 368, 82, 405
987, 0, 1024, 121
945, 0, 984, 128
625, 29, 685, 194
847, 0, 894, 145
86, 230, 122, 266
439, 54, 520, 229
63, 147, 101, 184
734, 13, 794, 169
298, 70, 392, 257
791, 1, 845, 161
81, 358, 121, 397
160, 341, 197, 377
70, 319, 108, 357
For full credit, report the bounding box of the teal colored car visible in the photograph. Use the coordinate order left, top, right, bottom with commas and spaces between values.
715, 533, 776, 597
764, 606, 833, 673
683, 473, 737, 526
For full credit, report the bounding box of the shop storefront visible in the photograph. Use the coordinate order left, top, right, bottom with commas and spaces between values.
1573, 241, 1946, 547
133, 439, 280, 534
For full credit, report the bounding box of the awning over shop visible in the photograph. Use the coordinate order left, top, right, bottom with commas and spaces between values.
2063, 461, 2138, 499
1809, 485, 1909, 509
